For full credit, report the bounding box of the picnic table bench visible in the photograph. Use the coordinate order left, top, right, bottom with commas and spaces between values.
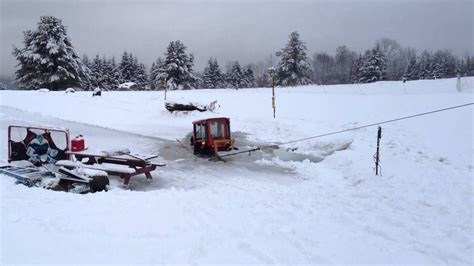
60, 150, 165, 185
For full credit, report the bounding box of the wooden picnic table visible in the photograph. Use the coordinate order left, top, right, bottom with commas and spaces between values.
64, 150, 165, 185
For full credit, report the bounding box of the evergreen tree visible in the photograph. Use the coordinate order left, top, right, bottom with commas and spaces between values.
432, 50, 457, 79
358, 46, 386, 83
90, 55, 104, 88
149, 62, 157, 90
82, 55, 91, 69
404, 56, 418, 80
12, 16, 89, 90
81, 55, 94, 90
156, 40, 197, 90
203, 58, 223, 89
226, 61, 245, 89
100, 57, 118, 90
350, 55, 363, 83
150, 57, 166, 90
431, 60, 445, 79
109, 57, 121, 90
275, 31, 312, 86
243, 66, 255, 88
116, 51, 147, 89
417, 51, 434, 79
119, 51, 135, 83
193, 72, 205, 89
135, 62, 148, 89
256, 71, 271, 88
460, 55, 474, 76
130, 55, 139, 82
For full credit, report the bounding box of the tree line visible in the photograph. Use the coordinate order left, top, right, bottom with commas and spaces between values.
313, 38, 473, 85
11, 16, 474, 91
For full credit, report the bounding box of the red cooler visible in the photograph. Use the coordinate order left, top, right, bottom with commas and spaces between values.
71, 135, 85, 151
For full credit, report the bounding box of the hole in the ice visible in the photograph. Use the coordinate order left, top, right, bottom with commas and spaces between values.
272, 148, 324, 163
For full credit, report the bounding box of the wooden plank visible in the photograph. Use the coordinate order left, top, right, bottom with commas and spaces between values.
66, 150, 156, 163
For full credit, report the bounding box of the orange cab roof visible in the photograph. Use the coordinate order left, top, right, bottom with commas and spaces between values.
192, 117, 230, 125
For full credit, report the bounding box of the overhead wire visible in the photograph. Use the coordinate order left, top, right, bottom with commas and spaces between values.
214, 102, 473, 159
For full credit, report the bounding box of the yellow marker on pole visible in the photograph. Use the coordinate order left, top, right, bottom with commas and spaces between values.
268, 67, 276, 119
164, 79, 167, 101
272, 86, 275, 118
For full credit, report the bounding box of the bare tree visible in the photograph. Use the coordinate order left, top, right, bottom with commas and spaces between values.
335, 45, 357, 83
375, 38, 403, 80
312, 52, 336, 84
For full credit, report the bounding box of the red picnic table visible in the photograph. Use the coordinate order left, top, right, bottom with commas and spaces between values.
61, 150, 165, 185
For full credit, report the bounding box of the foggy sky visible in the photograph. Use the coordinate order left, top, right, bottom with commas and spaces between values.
1, 0, 472, 77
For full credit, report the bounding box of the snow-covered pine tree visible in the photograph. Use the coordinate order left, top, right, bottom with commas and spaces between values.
158, 40, 197, 90
358, 46, 387, 83
101, 57, 119, 90
109, 57, 121, 90
193, 72, 205, 89
203, 58, 216, 88
243, 66, 255, 88
432, 50, 457, 79
460, 55, 474, 76
81, 55, 94, 90
417, 51, 434, 79
203, 58, 223, 89
135, 63, 148, 90
467, 56, 474, 76
119, 51, 134, 83
203, 58, 213, 89
131, 55, 139, 82
82, 55, 91, 69
350, 54, 363, 83
256, 71, 270, 88
356, 50, 371, 83
149, 62, 157, 90
432, 62, 445, 79
90, 55, 104, 88
150, 57, 166, 90
275, 31, 312, 86
12, 16, 89, 90
226, 61, 245, 89
403, 56, 418, 80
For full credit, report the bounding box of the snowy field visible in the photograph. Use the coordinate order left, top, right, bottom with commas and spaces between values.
0, 77, 473, 264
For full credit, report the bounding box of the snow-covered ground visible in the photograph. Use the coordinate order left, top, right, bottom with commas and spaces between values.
0, 77, 473, 264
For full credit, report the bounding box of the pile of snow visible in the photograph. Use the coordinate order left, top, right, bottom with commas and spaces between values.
118, 82, 138, 91
65, 88, 75, 93
92, 87, 102, 96
0, 77, 472, 264
37, 88, 50, 92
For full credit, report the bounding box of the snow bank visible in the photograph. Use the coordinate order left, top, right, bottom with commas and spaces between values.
118, 82, 138, 90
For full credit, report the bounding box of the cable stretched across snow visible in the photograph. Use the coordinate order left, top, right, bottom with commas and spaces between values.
215, 102, 474, 159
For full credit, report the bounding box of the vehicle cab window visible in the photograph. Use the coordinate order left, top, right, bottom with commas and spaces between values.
210, 121, 225, 138
195, 123, 207, 140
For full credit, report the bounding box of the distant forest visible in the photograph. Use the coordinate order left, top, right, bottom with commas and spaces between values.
4, 16, 473, 91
